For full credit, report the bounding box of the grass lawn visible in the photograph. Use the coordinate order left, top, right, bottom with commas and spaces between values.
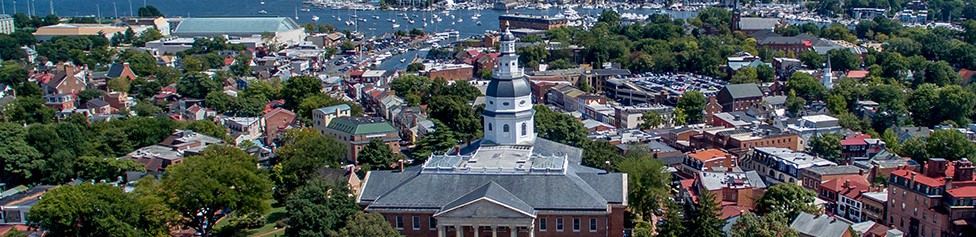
212, 205, 288, 237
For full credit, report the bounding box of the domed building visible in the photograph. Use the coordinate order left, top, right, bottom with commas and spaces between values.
358, 25, 628, 237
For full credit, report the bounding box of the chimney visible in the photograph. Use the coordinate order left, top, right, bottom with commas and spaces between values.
953, 160, 975, 181
397, 160, 404, 172
843, 180, 850, 189
944, 177, 953, 191
911, 173, 917, 186
604, 160, 612, 174
859, 169, 864, 176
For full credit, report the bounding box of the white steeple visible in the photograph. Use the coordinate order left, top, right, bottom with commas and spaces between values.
822, 56, 833, 89
482, 22, 535, 145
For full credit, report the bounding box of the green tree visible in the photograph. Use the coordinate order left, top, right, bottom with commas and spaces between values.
730, 67, 759, 84
897, 137, 929, 162
786, 89, 806, 116
137, 6, 165, 17
232, 94, 267, 117
204, 91, 235, 113
809, 133, 842, 163
181, 55, 206, 72
2, 230, 27, 237
755, 183, 820, 222
230, 54, 252, 76
656, 200, 686, 237
677, 91, 707, 124
78, 89, 107, 104
907, 83, 940, 127
926, 129, 976, 162
119, 50, 159, 76
617, 146, 671, 219
689, 191, 724, 237
7, 96, 55, 124
428, 95, 482, 143
177, 72, 221, 99
756, 64, 775, 82
273, 128, 347, 201
330, 212, 401, 237
107, 77, 131, 93
133, 100, 163, 117
27, 183, 165, 237
406, 62, 424, 72
243, 79, 283, 100
412, 120, 460, 161
0, 123, 41, 183
357, 139, 397, 170
730, 212, 799, 237
787, 72, 826, 100
286, 180, 359, 237
282, 76, 323, 109
184, 120, 230, 142
0, 61, 28, 86
74, 156, 144, 182
533, 105, 588, 146
639, 111, 664, 130
597, 10, 621, 26
161, 145, 272, 237
296, 94, 363, 124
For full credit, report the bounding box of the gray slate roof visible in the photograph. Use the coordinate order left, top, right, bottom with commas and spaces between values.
486, 76, 532, 98
439, 181, 534, 215
790, 212, 852, 237
738, 17, 780, 31
722, 83, 763, 99
804, 165, 863, 176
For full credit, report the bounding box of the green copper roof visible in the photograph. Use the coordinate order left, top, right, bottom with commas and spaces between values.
327, 117, 397, 135
174, 17, 301, 36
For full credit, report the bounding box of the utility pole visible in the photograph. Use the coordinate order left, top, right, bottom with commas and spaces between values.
48, 0, 52, 16
96, 4, 100, 18
128, 0, 133, 17
114, 2, 118, 18
1, 0, 5, 14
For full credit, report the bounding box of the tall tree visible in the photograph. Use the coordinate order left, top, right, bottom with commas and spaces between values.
412, 120, 460, 161
282, 76, 323, 109
286, 180, 360, 237
0, 123, 41, 184
161, 145, 272, 237
676, 91, 707, 124
617, 145, 671, 219
689, 191, 724, 237
730, 67, 760, 84
656, 200, 687, 237
640, 111, 664, 130
137, 6, 165, 17
330, 212, 401, 237
176, 72, 221, 99
27, 183, 168, 237
786, 89, 806, 116
808, 133, 842, 163
755, 183, 819, 222
357, 139, 397, 170
533, 105, 588, 146
428, 95, 481, 143
730, 212, 799, 237
926, 129, 976, 162
273, 128, 346, 200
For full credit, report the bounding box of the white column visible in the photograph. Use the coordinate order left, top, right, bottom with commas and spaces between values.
510, 225, 517, 237
528, 224, 535, 237
491, 225, 498, 237
456, 225, 463, 237
474, 225, 479, 237
438, 225, 446, 237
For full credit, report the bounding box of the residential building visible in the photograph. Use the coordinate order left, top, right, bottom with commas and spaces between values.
359, 27, 627, 237
614, 104, 675, 129
0, 14, 14, 34
85, 98, 112, 115
33, 23, 128, 41
744, 147, 837, 185
819, 175, 873, 222
172, 17, 306, 46
735, 17, 781, 34
788, 115, 843, 142
841, 134, 886, 161
0, 185, 55, 225
717, 84, 763, 112
126, 130, 225, 172
223, 117, 264, 143
422, 63, 474, 81
801, 165, 867, 192
42, 64, 87, 96
89, 63, 137, 90
886, 159, 976, 237
498, 14, 567, 31
394, 107, 434, 146
790, 212, 854, 237
324, 117, 401, 163
319, 166, 363, 195
680, 149, 737, 176
861, 191, 888, 225
263, 108, 296, 144
43, 94, 75, 111
689, 170, 767, 210
313, 104, 352, 135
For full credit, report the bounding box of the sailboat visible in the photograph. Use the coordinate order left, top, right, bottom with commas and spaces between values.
312, 15, 320, 21
260, 1, 265, 5
258, 10, 268, 14
392, 23, 400, 28
294, 7, 299, 20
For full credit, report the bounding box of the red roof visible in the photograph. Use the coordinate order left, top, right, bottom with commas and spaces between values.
841, 134, 871, 146
720, 205, 751, 220
687, 149, 731, 163
846, 70, 870, 79
223, 56, 235, 66
947, 186, 976, 198
680, 179, 697, 202
960, 69, 976, 81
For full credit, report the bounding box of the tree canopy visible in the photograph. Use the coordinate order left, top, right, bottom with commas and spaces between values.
755, 183, 820, 222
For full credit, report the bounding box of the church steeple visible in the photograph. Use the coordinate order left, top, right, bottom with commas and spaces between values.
482, 22, 535, 145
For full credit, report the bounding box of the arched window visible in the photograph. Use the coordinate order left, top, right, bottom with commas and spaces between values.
521, 123, 527, 136
488, 123, 492, 131
503, 124, 510, 133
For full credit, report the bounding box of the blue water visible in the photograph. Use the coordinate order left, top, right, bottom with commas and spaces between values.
5, 0, 697, 37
